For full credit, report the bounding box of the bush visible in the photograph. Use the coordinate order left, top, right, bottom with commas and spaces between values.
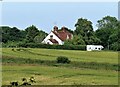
56, 56, 70, 64
17, 42, 86, 51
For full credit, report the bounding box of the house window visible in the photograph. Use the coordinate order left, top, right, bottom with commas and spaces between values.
47, 42, 49, 44
50, 35, 53, 39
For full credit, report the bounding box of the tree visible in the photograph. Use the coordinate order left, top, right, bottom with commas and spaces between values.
34, 30, 47, 43
1, 25, 48, 45
1, 26, 25, 43
109, 21, 120, 51
97, 16, 118, 29
74, 18, 93, 36
25, 25, 39, 42
95, 16, 118, 50
74, 18, 100, 45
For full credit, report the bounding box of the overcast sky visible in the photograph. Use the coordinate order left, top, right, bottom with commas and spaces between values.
1, 2, 118, 33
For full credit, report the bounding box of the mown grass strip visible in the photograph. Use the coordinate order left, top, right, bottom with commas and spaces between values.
2, 56, 119, 71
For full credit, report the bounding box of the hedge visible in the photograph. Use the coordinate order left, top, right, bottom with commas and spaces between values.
17, 43, 86, 50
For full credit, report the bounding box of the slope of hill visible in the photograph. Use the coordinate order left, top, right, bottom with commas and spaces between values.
2, 48, 118, 85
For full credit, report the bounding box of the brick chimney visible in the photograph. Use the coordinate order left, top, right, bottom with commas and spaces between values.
61, 26, 67, 32
53, 26, 58, 33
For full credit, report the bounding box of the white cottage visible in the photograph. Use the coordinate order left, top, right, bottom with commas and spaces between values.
42, 26, 73, 45
87, 45, 104, 51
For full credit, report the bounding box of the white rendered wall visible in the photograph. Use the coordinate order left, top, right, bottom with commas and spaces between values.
45, 39, 53, 45
42, 32, 64, 45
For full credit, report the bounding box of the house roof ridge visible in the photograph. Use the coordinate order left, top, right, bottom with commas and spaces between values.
52, 31, 64, 41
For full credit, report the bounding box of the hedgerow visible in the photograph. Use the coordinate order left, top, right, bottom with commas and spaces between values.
17, 43, 86, 50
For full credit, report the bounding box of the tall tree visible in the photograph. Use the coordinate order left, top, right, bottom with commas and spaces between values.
74, 18, 93, 36
97, 16, 118, 29
108, 21, 120, 51
95, 16, 118, 49
74, 18, 100, 45
25, 25, 39, 42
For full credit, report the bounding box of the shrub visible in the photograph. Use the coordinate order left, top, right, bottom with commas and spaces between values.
56, 56, 70, 64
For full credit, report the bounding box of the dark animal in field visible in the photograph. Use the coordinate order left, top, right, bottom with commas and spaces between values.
10, 77, 36, 86
22, 78, 27, 81
11, 49, 14, 51
10, 81, 18, 86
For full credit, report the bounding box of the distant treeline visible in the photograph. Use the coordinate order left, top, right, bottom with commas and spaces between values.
1, 16, 120, 51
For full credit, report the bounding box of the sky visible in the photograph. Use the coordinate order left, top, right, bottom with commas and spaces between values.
118, 1, 120, 20
1, 2, 118, 33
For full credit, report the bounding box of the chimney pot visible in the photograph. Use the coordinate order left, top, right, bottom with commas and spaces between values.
61, 26, 67, 32
53, 26, 58, 32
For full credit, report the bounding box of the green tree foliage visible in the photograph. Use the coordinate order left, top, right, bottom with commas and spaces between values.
34, 30, 47, 43
73, 18, 100, 45
1, 26, 26, 43
25, 25, 39, 42
97, 16, 118, 29
74, 18, 93, 36
1, 25, 47, 47
109, 21, 120, 51
95, 16, 119, 50
64, 35, 85, 45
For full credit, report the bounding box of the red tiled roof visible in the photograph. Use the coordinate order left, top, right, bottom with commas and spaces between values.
49, 39, 58, 44
52, 29, 72, 41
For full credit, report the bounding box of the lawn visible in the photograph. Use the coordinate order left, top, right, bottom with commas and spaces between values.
1, 48, 119, 85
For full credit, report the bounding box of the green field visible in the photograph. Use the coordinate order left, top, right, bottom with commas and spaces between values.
1, 48, 118, 85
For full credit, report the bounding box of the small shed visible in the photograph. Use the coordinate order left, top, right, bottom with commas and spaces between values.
87, 45, 104, 51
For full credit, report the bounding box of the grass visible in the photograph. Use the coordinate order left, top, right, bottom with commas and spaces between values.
1, 48, 119, 85
2, 48, 118, 64
2, 56, 119, 71
2, 65, 118, 85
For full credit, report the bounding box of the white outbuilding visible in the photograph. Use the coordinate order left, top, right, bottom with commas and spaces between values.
87, 45, 104, 51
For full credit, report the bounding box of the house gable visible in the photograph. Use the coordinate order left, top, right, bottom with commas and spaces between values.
42, 31, 64, 45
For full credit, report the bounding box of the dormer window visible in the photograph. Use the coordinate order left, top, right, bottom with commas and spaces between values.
50, 35, 53, 39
